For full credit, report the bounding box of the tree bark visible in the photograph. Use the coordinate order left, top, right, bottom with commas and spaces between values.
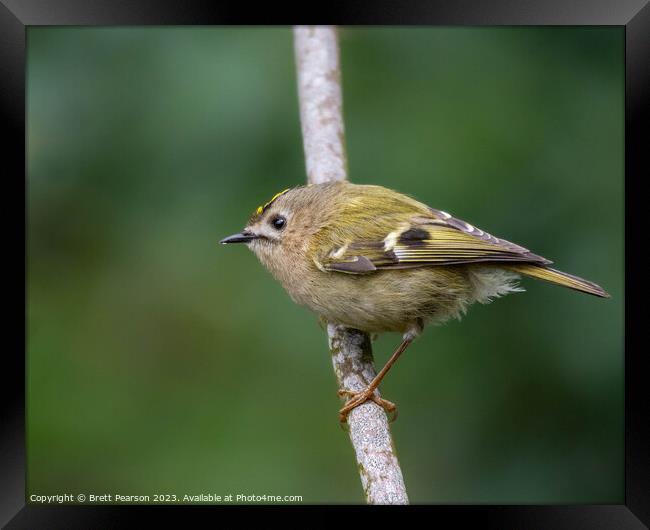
293, 25, 409, 505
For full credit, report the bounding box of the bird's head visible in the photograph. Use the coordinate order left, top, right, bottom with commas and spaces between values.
220, 185, 336, 272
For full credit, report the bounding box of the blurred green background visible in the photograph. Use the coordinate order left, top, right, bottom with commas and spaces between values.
27, 27, 623, 504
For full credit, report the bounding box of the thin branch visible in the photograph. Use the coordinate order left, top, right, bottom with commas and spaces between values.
293, 25, 409, 505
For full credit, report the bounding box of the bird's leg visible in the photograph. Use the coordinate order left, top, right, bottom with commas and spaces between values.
338, 336, 414, 424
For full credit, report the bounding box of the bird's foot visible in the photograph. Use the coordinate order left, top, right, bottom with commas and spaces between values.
338, 389, 398, 424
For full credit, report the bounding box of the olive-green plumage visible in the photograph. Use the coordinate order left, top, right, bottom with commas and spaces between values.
221, 181, 609, 421
222, 182, 607, 340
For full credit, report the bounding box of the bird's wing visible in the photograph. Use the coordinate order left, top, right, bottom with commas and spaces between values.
317, 207, 552, 274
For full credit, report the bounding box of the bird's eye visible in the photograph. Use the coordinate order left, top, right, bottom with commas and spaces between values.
270, 215, 286, 230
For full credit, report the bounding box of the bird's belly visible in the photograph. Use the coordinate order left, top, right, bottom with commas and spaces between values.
286, 267, 473, 333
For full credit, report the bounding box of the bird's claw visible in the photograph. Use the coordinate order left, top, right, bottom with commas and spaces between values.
338, 388, 398, 425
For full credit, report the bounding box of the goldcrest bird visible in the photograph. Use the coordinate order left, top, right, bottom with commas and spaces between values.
221, 182, 608, 423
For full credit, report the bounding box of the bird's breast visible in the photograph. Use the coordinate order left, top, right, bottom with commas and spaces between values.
268, 264, 474, 334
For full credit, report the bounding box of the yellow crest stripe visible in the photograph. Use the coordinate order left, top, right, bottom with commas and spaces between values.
255, 188, 290, 216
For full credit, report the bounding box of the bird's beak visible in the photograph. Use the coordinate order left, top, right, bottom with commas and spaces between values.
220, 231, 258, 244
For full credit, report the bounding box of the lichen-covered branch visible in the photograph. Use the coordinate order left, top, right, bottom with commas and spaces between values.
293, 25, 409, 505
294, 26, 347, 184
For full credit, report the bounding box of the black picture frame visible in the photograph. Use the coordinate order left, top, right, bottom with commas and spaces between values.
3, 1, 647, 526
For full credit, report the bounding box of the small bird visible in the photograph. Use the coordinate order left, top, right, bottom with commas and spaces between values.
221, 182, 608, 423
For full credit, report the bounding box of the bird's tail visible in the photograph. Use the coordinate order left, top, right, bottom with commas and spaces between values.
503, 264, 609, 298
